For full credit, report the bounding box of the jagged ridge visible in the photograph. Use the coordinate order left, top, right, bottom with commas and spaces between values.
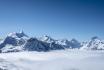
0, 32, 104, 53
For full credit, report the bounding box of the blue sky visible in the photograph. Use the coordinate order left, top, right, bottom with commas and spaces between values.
0, 0, 104, 41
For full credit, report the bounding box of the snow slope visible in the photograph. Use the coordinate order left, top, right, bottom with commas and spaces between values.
0, 50, 104, 70
81, 36, 104, 50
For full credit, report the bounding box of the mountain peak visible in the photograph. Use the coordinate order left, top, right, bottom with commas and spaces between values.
43, 35, 50, 38
39, 35, 55, 43
19, 30, 24, 34
7, 31, 28, 38
58, 39, 69, 44
71, 38, 79, 43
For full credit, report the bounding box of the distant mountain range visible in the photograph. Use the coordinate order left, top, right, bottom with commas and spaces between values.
0, 31, 104, 53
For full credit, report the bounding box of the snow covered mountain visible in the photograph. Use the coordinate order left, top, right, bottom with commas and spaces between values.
39, 35, 81, 49
39, 35, 55, 43
0, 33, 65, 52
7, 30, 28, 38
0, 31, 104, 53
24, 37, 64, 52
0, 31, 29, 52
80, 36, 104, 50
56, 38, 81, 49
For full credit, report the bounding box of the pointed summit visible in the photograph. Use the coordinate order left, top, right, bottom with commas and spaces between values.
70, 38, 81, 48
7, 30, 28, 38
39, 35, 55, 43
19, 30, 24, 34
71, 38, 79, 43
56, 39, 70, 48
16, 30, 28, 38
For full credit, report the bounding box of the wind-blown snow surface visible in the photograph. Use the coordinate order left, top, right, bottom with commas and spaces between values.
0, 50, 104, 70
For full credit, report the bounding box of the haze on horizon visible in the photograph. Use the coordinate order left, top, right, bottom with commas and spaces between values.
0, 0, 104, 41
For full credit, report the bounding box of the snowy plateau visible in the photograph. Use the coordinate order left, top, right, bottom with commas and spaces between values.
0, 31, 104, 70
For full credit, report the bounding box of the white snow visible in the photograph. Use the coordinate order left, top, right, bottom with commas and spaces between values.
81, 38, 104, 50
0, 49, 104, 70
7, 32, 17, 38
56, 39, 69, 45
39, 35, 55, 43
1, 44, 23, 53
